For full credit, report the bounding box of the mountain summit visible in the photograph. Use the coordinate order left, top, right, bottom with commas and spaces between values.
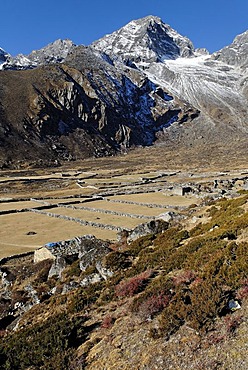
92, 16, 195, 64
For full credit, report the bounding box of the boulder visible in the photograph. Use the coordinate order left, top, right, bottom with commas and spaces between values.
78, 238, 111, 272
48, 256, 67, 279
228, 299, 241, 311
123, 219, 169, 244
156, 211, 176, 222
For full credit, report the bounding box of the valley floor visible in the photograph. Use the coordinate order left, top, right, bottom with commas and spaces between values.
1, 144, 248, 259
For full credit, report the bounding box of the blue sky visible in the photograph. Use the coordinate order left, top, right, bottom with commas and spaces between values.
1, 0, 247, 55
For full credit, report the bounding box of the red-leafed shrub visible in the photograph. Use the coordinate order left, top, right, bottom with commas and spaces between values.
207, 332, 225, 345
236, 286, 248, 300
136, 292, 171, 319
101, 315, 114, 329
115, 270, 152, 298
173, 270, 196, 286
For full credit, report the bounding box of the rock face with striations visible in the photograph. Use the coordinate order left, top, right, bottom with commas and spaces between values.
212, 30, 248, 102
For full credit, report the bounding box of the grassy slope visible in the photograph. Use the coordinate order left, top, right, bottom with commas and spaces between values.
0, 193, 248, 369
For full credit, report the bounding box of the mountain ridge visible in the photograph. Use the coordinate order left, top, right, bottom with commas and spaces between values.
0, 15, 247, 168
0, 39, 76, 70
91, 15, 195, 64
3, 15, 245, 71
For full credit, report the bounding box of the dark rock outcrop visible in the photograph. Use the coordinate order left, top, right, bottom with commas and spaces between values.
119, 219, 169, 244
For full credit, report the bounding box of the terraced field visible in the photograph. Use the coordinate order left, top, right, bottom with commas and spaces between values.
1, 147, 248, 259
0, 175, 201, 259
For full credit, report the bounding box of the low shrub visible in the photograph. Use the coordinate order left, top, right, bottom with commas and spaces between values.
187, 279, 229, 331
159, 305, 184, 338
63, 259, 81, 279
68, 282, 104, 313
0, 313, 86, 369
101, 314, 115, 329
155, 277, 230, 337
115, 270, 152, 298
236, 278, 248, 300
102, 251, 131, 271
133, 291, 171, 319
172, 270, 196, 287
207, 332, 226, 345
128, 234, 155, 256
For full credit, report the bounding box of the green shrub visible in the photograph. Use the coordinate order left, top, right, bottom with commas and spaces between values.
0, 314, 86, 370
63, 259, 81, 279
102, 251, 131, 271
128, 234, 155, 256
68, 281, 104, 313
158, 305, 184, 338
187, 279, 229, 331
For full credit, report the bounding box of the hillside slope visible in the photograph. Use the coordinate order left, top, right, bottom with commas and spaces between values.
0, 44, 198, 168
0, 193, 248, 369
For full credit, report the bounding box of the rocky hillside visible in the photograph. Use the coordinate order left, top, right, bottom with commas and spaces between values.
0, 193, 248, 369
0, 45, 198, 169
0, 16, 247, 167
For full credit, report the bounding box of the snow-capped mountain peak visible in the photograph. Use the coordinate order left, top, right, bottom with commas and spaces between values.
0, 15, 248, 166
91, 15, 195, 64
1, 39, 76, 70
212, 29, 248, 69
27, 39, 76, 64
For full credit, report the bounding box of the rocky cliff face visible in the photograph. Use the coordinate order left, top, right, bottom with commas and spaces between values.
211, 30, 248, 104
213, 30, 248, 69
